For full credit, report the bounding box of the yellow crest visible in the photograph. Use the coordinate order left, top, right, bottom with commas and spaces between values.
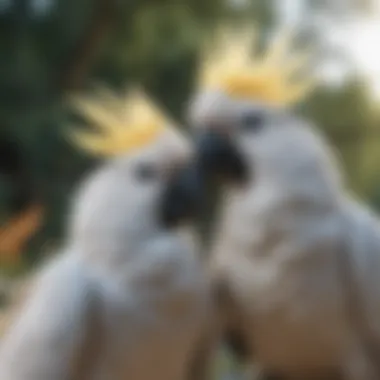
198, 26, 315, 105
68, 87, 170, 157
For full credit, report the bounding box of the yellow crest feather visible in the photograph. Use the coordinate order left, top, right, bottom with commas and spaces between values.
198, 26, 315, 105
68, 87, 170, 157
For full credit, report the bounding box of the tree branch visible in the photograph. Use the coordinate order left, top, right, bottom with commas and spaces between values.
59, 0, 119, 92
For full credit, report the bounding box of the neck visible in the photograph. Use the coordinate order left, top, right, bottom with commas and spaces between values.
67, 224, 197, 285
222, 160, 343, 228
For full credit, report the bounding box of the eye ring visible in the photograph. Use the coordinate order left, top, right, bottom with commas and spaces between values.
240, 112, 264, 132
134, 163, 159, 182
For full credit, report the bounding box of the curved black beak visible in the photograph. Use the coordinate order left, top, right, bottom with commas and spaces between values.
160, 163, 206, 228
159, 130, 248, 229
194, 130, 248, 185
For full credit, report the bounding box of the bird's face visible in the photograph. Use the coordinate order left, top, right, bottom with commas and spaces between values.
70, 129, 208, 244
121, 132, 206, 230
188, 89, 336, 190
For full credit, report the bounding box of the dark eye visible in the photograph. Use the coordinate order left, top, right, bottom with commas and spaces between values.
240, 112, 264, 132
134, 163, 158, 182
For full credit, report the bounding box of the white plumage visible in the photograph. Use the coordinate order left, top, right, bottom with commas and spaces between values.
0, 130, 213, 380
190, 91, 380, 379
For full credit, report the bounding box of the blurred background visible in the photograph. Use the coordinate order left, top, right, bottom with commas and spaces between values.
0, 0, 380, 335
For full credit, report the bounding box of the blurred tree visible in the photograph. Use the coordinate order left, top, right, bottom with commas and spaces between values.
303, 79, 380, 196
1, 0, 380, 268
0, 0, 229, 266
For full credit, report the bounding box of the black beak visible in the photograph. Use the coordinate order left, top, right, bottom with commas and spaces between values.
194, 130, 248, 185
159, 130, 248, 229
160, 163, 206, 228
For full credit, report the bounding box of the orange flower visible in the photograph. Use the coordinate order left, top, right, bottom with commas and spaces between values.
0, 204, 44, 265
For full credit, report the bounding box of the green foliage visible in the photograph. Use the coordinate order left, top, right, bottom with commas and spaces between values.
1, 0, 380, 270
303, 79, 380, 202
0, 0, 231, 268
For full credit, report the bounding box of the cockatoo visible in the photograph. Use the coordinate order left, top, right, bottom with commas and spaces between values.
187, 27, 380, 380
0, 88, 215, 380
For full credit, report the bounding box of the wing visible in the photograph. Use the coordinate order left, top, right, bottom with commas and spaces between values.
0, 253, 103, 380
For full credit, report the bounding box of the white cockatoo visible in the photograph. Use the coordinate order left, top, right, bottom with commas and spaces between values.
0, 88, 215, 380
186, 27, 380, 380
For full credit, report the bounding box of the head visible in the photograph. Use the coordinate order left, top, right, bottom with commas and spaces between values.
67, 88, 206, 253
188, 27, 342, 196
190, 91, 341, 189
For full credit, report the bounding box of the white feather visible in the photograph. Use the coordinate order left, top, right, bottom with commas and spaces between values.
197, 95, 380, 379
0, 135, 212, 380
